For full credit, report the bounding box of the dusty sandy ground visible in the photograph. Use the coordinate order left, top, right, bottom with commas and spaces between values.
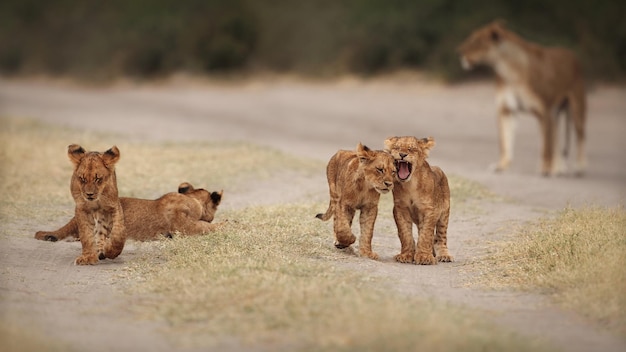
0, 76, 625, 351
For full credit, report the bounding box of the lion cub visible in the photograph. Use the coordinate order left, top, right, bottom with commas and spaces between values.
67, 144, 126, 265
385, 136, 453, 265
316, 143, 395, 260
35, 182, 224, 242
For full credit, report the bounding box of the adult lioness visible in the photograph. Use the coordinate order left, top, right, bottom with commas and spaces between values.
458, 20, 586, 176
67, 144, 126, 265
35, 182, 224, 242
385, 136, 453, 265
316, 143, 395, 260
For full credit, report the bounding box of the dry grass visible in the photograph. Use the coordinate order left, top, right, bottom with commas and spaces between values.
0, 117, 320, 224
1, 117, 548, 351
125, 203, 548, 351
478, 206, 626, 334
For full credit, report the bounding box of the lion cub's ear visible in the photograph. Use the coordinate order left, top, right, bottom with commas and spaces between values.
356, 143, 375, 163
383, 137, 396, 152
178, 182, 194, 194
210, 190, 223, 205
102, 146, 120, 167
68, 144, 86, 165
419, 137, 436, 157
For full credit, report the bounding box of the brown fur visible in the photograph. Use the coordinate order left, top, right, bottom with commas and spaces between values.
35, 183, 224, 242
384, 136, 453, 265
458, 20, 587, 176
316, 143, 395, 260
66, 144, 126, 265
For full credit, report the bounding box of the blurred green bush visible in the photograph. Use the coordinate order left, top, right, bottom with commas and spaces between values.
1, 0, 624, 81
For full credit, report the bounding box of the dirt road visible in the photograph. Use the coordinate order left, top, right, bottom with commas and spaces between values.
1, 77, 625, 351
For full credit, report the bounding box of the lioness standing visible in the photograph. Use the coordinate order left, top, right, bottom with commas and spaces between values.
68, 144, 126, 265
458, 20, 586, 176
316, 143, 395, 260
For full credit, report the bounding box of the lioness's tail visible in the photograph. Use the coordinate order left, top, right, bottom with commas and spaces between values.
315, 201, 334, 221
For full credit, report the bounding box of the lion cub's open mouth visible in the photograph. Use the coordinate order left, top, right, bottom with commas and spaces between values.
396, 160, 412, 181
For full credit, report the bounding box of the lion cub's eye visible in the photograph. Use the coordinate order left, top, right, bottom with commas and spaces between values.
376, 167, 384, 174
95, 175, 102, 184
79, 176, 87, 184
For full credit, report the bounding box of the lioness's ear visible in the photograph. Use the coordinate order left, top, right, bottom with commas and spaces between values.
210, 190, 223, 205
490, 20, 506, 43
178, 182, 194, 194
68, 144, 86, 165
102, 146, 120, 167
356, 143, 374, 163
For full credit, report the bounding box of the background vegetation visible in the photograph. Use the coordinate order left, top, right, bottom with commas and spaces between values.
1, 0, 624, 81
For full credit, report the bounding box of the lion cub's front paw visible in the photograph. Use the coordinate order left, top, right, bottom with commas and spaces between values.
436, 254, 454, 263
359, 248, 379, 260
74, 254, 99, 265
415, 253, 437, 265
394, 252, 414, 263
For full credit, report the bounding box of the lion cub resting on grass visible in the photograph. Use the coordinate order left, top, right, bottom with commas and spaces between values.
385, 136, 453, 265
316, 143, 395, 260
64, 144, 126, 265
36, 182, 224, 242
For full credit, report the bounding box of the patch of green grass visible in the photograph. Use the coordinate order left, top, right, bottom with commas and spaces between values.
478, 206, 626, 334
125, 203, 550, 351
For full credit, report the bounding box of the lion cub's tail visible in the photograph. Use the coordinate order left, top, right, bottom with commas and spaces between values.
315, 201, 334, 221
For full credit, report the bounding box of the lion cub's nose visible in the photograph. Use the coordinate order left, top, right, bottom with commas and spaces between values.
385, 181, 393, 187
399, 153, 407, 159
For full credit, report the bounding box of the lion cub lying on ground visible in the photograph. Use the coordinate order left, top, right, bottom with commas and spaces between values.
316, 143, 395, 260
385, 136, 453, 265
36, 182, 224, 242
65, 144, 126, 265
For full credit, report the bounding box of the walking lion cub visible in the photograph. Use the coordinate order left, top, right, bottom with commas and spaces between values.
316, 143, 395, 260
385, 136, 453, 265
67, 144, 126, 265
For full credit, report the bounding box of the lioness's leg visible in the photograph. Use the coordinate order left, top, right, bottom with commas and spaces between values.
415, 213, 437, 265
392, 205, 415, 263
495, 107, 516, 172
569, 90, 587, 176
35, 217, 79, 241
333, 203, 356, 249
538, 113, 557, 176
358, 205, 379, 260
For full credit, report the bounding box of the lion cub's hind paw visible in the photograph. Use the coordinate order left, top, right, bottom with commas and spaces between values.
394, 253, 414, 264
359, 249, 379, 260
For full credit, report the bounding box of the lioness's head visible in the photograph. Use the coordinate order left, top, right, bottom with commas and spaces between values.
457, 20, 507, 70
356, 143, 395, 194
384, 136, 435, 183
68, 144, 120, 202
178, 182, 223, 222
